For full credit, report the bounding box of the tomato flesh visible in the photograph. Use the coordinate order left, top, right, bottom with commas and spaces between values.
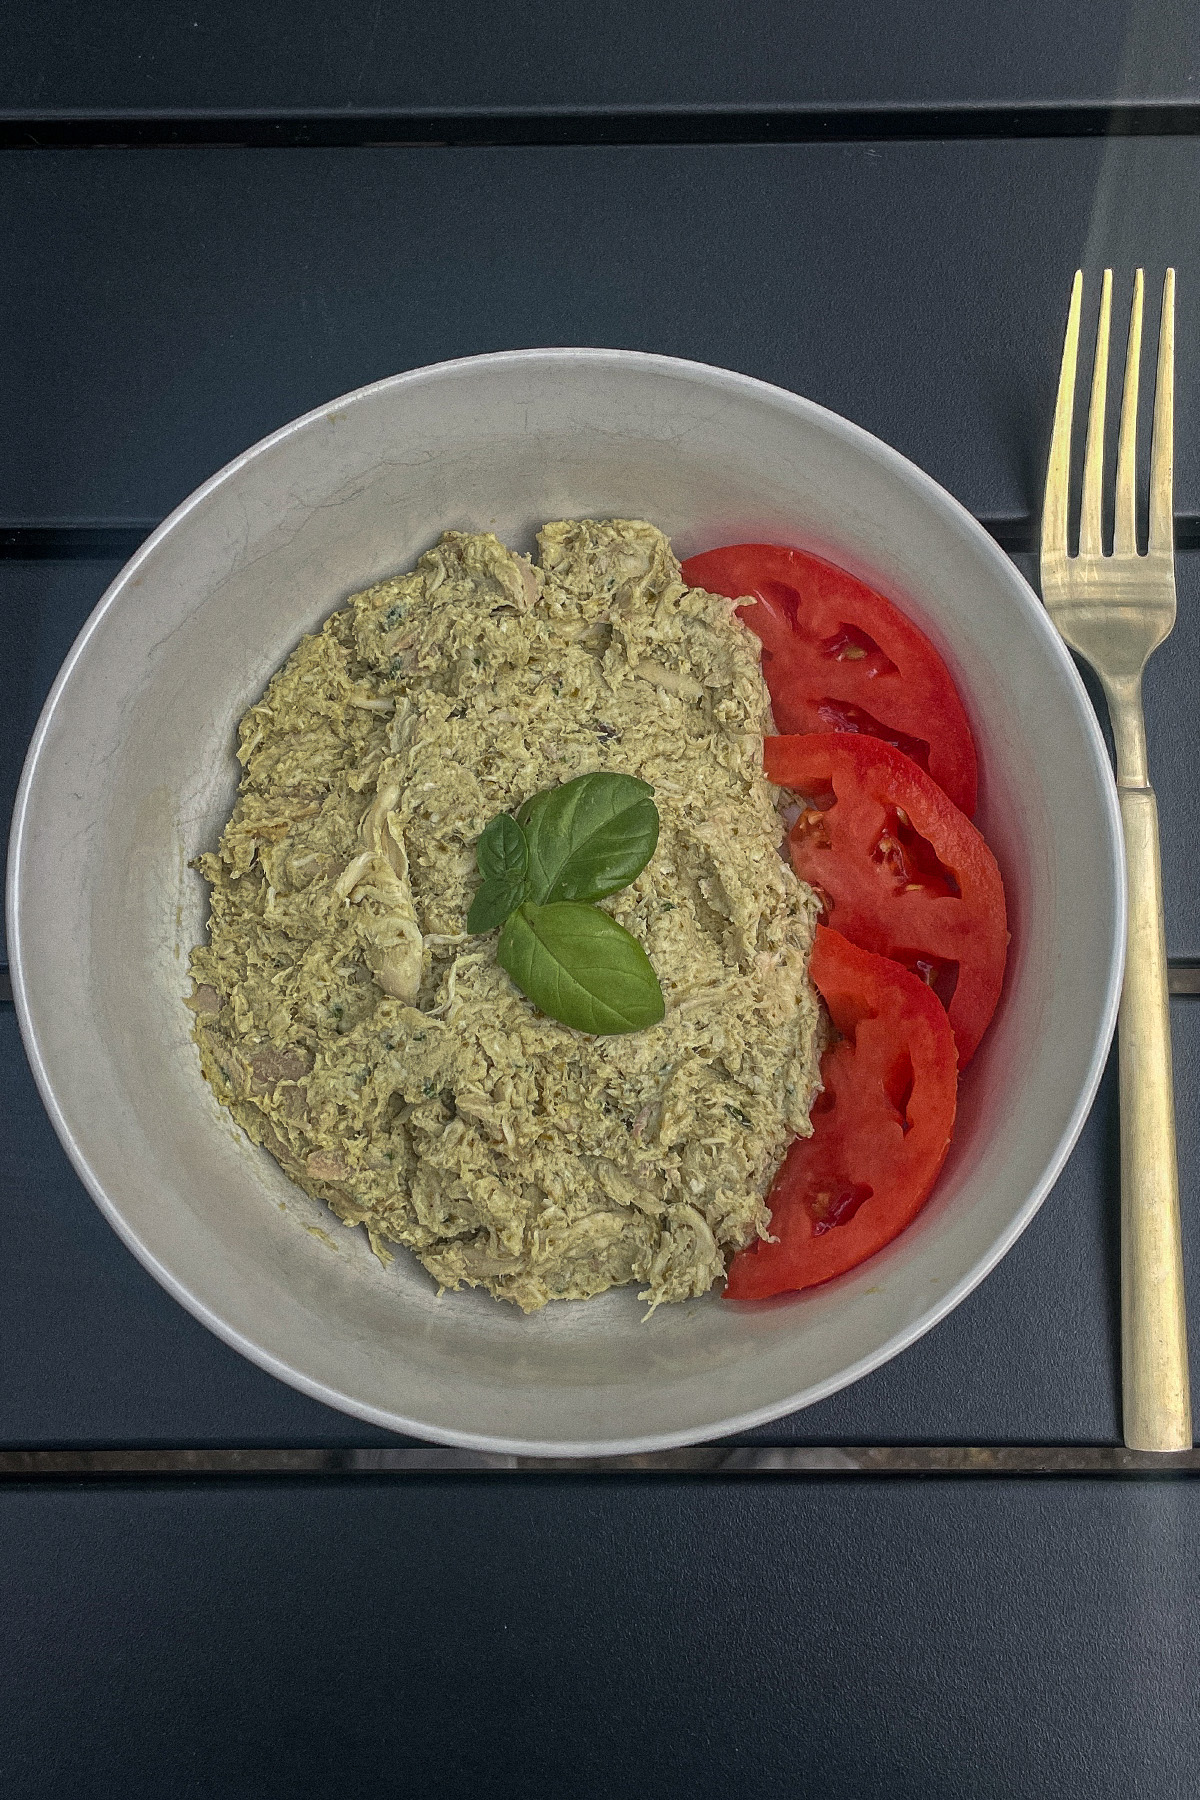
725, 926, 958, 1297
681, 542, 979, 816
766, 733, 1007, 1068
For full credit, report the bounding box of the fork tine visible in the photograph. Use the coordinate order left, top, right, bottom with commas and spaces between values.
1042, 270, 1083, 559
1149, 268, 1175, 555
1114, 271, 1145, 556
1080, 269, 1113, 557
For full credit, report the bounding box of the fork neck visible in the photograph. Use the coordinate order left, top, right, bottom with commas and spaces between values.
1101, 671, 1150, 788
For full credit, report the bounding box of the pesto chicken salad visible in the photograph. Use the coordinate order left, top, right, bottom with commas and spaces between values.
188, 518, 824, 1313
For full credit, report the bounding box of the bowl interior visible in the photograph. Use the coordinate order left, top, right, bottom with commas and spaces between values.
8, 351, 1123, 1453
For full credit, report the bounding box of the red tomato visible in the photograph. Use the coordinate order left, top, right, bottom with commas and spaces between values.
766, 733, 1007, 1068
681, 542, 979, 816
725, 925, 957, 1298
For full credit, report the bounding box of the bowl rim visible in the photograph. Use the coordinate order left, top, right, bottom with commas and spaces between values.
6, 346, 1126, 1454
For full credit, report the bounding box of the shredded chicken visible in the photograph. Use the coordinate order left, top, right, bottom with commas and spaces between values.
189, 520, 822, 1312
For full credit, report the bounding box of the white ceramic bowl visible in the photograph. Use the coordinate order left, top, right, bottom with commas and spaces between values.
7, 350, 1124, 1454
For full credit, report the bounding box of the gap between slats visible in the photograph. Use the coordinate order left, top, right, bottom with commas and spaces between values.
3, 518, 1200, 560
5, 104, 1200, 150
0, 1445, 1197, 1478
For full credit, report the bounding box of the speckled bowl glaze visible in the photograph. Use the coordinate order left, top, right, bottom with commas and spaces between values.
7, 350, 1124, 1454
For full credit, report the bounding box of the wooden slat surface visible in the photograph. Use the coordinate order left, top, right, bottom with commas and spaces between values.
3, 142, 1198, 537
5, 53, 1199, 1799
2, 1478, 1197, 1797
4, 551, 1200, 964
3, 0, 1199, 118
2, 858, 1198, 1450
3, 139, 1199, 1449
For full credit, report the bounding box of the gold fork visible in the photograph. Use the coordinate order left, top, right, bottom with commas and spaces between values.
1041, 268, 1191, 1451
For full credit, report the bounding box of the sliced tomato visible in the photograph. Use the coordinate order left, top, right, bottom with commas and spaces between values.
681, 542, 978, 816
726, 925, 957, 1297
766, 732, 1007, 1067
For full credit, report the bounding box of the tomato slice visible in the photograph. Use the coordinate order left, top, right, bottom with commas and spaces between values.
726, 926, 957, 1297
766, 733, 1007, 1067
681, 542, 979, 816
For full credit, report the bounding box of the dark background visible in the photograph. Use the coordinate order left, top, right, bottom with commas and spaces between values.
3, 4, 1199, 1793
4, 0, 1199, 116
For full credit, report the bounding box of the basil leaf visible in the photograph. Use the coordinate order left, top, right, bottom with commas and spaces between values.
465, 814, 529, 933
517, 772, 660, 904
497, 903, 666, 1035
466, 876, 526, 934
476, 813, 528, 886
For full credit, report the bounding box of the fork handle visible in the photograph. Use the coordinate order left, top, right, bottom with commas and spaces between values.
1118, 782, 1192, 1450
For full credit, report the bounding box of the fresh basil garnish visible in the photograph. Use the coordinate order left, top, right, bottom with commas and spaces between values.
497, 904, 665, 1036
466, 877, 526, 935
476, 812, 529, 885
518, 771, 659, 904
466, 813, 529, 933
465, 773, 665, 1034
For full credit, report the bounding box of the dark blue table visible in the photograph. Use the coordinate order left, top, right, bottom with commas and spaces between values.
3, 14, 1199, 1794
3, 1475, 1198, 1798
4, 0, 1198, 129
